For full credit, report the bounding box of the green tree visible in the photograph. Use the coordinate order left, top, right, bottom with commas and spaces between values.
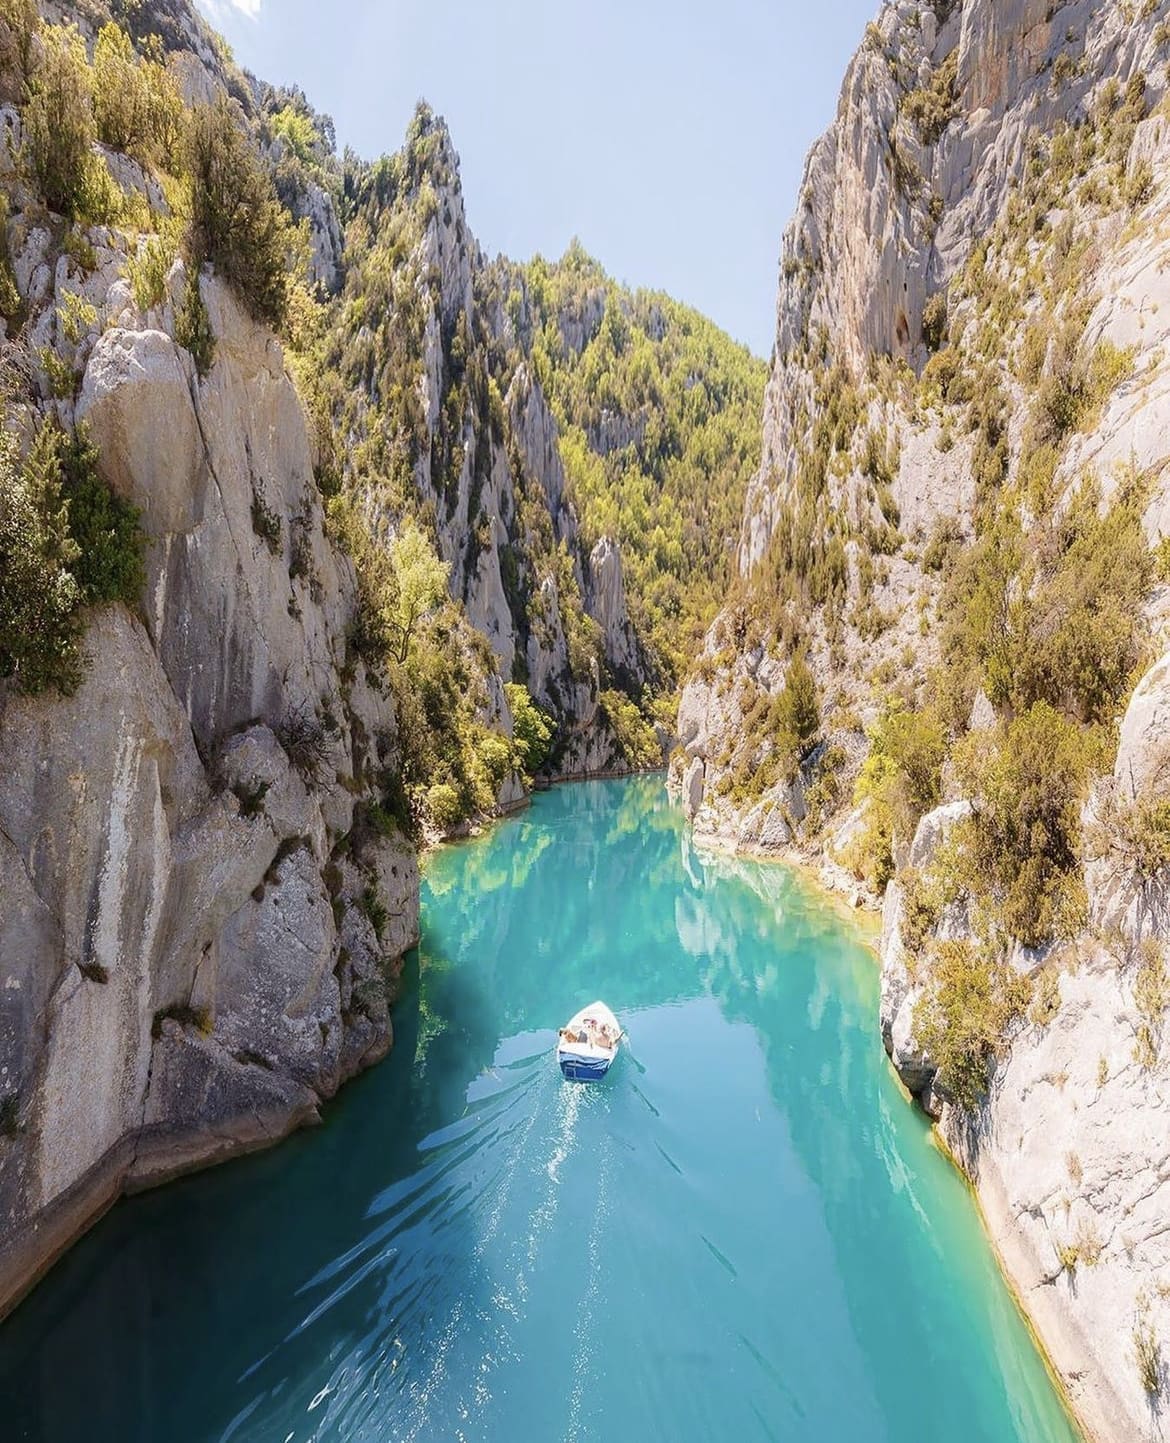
58, 424, 145, 606
91, 22, 180, 165
851, 698, 945, 890
913, 939, 1031, 1110
600, 689, 660, 769
388, 520, 449, 664
93, 23, 146, 152
505, 681, 554, 776
775, 652, 819, 749
0, 0, 38, 101
0, 424, 83, 694
24, 24, 94, 218
184, 94, 292, 328
953, 702, 1101, 946
271, 104, 318, 163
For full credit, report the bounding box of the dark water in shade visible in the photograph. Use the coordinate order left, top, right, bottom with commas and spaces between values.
0, 777, 1080, 1443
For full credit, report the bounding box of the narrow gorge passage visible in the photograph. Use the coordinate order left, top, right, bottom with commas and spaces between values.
0, 780, 1079, 1442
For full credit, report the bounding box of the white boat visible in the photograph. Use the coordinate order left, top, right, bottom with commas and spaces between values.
556, 1001, 621, 1082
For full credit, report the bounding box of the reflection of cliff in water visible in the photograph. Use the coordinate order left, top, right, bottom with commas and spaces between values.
0, 776, 1077, 1443
421, 776, 687, 1030
674, 818, 1072, 1435
424, 776, 887, 1299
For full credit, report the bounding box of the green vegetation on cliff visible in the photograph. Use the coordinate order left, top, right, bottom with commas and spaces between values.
518, 243, 766, 684
682, 36, 1164, 1108
288, 106, 613, 825
0, 2, 758, 831
0, 421, 143, 694
287, 104, 762, 818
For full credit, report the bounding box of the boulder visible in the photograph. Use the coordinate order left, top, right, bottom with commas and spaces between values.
78, 326, 202, 534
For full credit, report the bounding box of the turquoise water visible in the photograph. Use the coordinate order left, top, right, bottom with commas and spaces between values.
0, 777, 1080, 1443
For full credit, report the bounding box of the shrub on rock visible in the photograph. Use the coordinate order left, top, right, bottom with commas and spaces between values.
184, 94, 292, 330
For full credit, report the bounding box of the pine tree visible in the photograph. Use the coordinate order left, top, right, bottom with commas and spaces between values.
24, 24, 94, 218
777, 653, 819, 750
0, 424, 84, 694
184, 95, 291, 328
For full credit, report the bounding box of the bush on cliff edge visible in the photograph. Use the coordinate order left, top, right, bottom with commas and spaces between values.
0, 421, 145, 696
184, 94, 292, 330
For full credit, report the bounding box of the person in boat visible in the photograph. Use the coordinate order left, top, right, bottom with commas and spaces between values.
586, 1020, 617, 1049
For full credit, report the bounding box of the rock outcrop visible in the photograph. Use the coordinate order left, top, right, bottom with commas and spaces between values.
330, 114, 654, 783
879, 799, 972, 1098
679, 0, 1170, 852
673, 2, 1170, 1437
587, 535, 645, 688
878, 663, 1170, 1443
0, 262, 417, 1318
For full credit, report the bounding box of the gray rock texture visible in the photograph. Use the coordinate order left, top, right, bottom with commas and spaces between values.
682, 756, 705, 823
674, 3, 1170, 1438
359, 125, 650, 779
0, 254, 418, 1320
875, 675, 1170, 1443
587, 536, 645, 687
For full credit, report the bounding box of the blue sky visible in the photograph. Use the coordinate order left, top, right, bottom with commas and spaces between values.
197, 0, 877, 357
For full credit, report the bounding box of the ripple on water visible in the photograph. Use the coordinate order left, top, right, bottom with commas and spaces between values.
0, 778, 1082, 1443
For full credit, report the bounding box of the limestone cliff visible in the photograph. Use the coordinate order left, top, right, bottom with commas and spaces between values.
678, 0, 1170, 853
0, 251, 419, 1314
674, 2, 1170, 1438
318, 110, 656, 785
0, 0, 669, 1316
879, 660, 1170, 1443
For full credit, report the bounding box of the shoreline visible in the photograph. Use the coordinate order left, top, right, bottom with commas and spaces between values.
424, 772, 1097, 1442
425, 764, 665, 854
688, 824, 883, 947
929, 1129, 1093, 1443
682, 799, 1089, 1443
2, 771, 1091, 1442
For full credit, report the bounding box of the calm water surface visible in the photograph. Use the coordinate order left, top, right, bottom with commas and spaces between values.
0, 777, 1080, 1443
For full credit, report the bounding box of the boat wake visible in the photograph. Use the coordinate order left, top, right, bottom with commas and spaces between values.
208, 1020, 635, 1443
546, 1075, 582, 1184
563, 1141, 613, 1443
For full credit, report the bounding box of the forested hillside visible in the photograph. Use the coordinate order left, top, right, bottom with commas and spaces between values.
513, 244, 765, 685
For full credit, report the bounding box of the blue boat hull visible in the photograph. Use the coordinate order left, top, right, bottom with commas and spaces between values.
558, 1052, 614, 1082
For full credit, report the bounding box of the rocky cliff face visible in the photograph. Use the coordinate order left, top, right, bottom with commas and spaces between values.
679, 0, 1170, 849
880, 661, 1170, 1443
322, 112, 655, 785
0, 248, 419, 1314
0, 0, 667, 1315
675, 2, 1170, 1437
